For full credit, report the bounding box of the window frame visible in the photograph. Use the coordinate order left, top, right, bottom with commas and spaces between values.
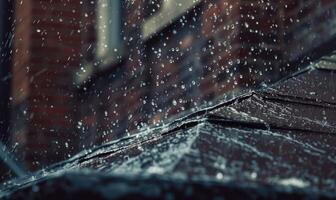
96, 0, 124, 69
142, 0, 201, 40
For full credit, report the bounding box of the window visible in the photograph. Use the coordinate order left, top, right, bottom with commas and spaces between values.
96, 0, 124, 68
142, 0, 201, 39
144, 0, 163, 19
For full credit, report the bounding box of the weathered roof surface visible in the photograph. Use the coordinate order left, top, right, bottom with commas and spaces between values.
1, 51, 336, 199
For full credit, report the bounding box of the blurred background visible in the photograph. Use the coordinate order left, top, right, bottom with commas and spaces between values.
0, 0, 335, 179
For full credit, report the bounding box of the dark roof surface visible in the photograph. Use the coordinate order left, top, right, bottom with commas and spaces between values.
1, 51, 336, 199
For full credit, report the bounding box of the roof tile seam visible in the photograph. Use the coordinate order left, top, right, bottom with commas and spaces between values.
77, 120, 203, 164
206, 118, 335, 135
260, 92, 336, 109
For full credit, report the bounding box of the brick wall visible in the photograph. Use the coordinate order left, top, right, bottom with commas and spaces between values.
77, 0, 336, 147
10, 0, 336, 169
11, 0, 84, 170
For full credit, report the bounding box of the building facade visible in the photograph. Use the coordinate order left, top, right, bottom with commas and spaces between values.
10, 0, 336, 170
